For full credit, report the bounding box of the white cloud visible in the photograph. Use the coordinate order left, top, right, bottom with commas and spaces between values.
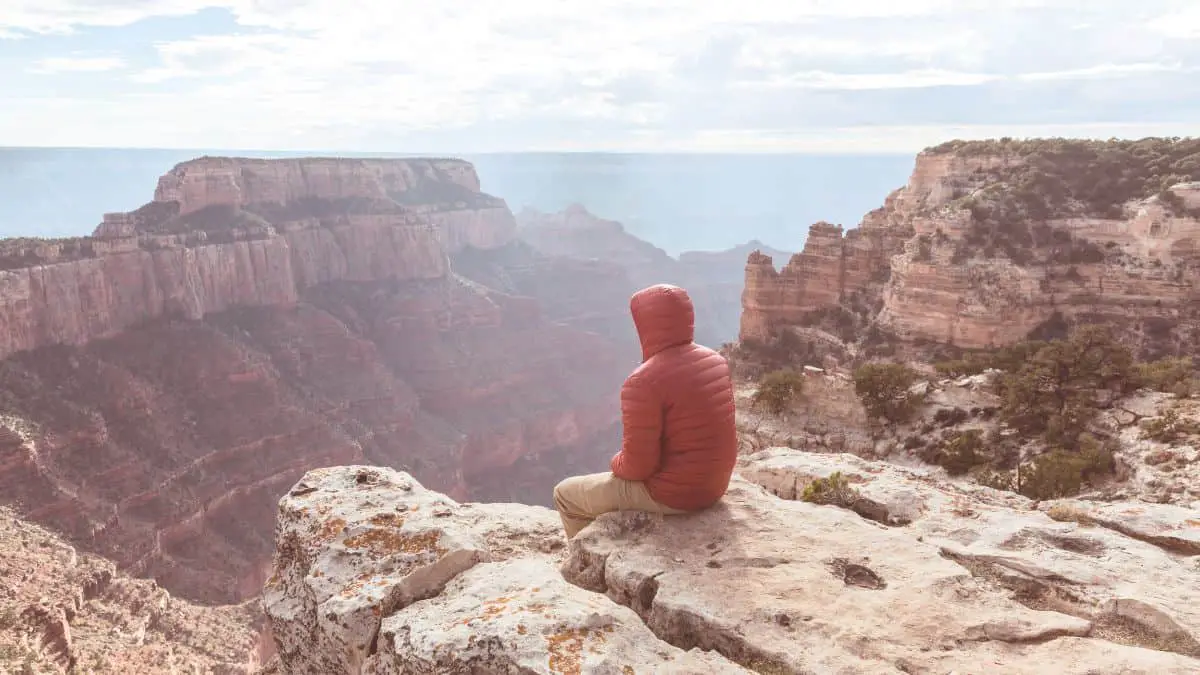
30, 55, 126, 73
744, 69, 1001, 91
1016, 62, 1192, 81
0, 1, 218, 35
1146, 5, 1200, 39
0, 1, 1197, 150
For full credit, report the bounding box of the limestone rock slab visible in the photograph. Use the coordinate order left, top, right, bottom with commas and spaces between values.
564, 448, 1200, 674
263, 465, 564, 673
367, 557, 749, 674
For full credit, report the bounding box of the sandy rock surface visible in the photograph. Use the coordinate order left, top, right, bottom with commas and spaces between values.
263, 465, 746, 674
563, 448, 1200, 674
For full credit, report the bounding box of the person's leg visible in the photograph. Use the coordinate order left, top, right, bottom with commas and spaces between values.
553, 472, 687, 538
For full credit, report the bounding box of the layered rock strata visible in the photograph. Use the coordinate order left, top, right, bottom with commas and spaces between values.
0, 506, 264, 674
0, 157, 521, 361
0, 157, 623, 605
740, 141, 1200, 353
515, 204, 791, 347
740, 218, 908, 343
267, 452, 1200, 673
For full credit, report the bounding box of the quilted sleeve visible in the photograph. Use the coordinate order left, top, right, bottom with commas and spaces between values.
609, 371, 663, 481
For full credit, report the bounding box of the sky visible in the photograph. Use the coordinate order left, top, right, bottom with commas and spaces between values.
0, 1, 1198, 153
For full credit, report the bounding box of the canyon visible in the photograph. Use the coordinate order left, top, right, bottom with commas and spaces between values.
0, 156, 744, 616
4, 141, 1200, 673
741, 139, 1200, 358
513, 204, 790, 349
0, 153, 779, 672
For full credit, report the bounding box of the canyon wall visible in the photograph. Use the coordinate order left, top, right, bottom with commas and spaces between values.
0, 157, 623, 606
739, 217, 909, 342
514, 204, 790, 348
740, 140, 1200, 354
0, 157, 523, 361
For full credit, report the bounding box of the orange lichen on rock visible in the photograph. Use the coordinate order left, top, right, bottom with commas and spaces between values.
343, 527, 446, 557
368, 513, 406, 527
310, 517, 347, 544
456, 596, 515, 626
547, 627, 609, 674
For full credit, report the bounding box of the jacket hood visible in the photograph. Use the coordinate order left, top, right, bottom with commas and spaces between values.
630, 284, 695, 361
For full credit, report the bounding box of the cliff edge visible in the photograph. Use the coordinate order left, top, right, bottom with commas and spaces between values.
264, 455, 1200, 674
741, 138, 1200, 357
0, 156, 516, 362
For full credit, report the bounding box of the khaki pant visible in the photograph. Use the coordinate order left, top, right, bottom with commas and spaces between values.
553, 472, 687, 539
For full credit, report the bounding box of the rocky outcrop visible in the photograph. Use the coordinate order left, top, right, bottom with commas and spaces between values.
739, 218, 908, 342
0, 506, 263, 674
515, 205, 791, 347
0, 157, 523, 362
266, 452, 1200, 673
262, 466, 744, 674
740, 140, 1200, 354
0, 157, 625, 606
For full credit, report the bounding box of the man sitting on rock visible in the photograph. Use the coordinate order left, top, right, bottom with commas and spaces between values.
553, 283, 738, 539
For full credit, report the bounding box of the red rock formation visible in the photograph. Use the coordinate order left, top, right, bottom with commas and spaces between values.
0, 504, 262, 673
513, 205, 790, 347
0, 157, 622, 605
739, 220, 908, 342
738, 142, 1200, 354
0, 156, 526, 360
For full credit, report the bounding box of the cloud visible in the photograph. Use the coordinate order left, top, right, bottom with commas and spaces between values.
31, 55, 126, 73
0, 0, 1197, 151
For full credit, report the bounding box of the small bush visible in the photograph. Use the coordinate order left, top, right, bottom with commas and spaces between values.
998, 325, 1136, 447
1141, 408, 1200, 444
1017, 437, 1114, 500
801, 472, 860, 508
934, 359, 985, 378
976, 468, 1016, 492
1137, 357, 1197, 396
0, 604, 17, 630
853, 362, 922, 423
752, 369, 805, 414
933, 407, 969, 427
1045, 503, 1097, 525
936, 430, 984, 476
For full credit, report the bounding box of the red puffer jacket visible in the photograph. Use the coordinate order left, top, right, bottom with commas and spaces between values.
609, 284, 738, 510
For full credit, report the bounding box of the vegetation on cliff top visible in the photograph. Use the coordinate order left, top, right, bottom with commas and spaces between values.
924, 324, 1197, 498
812, 323, 1199, 500
927, 137, 1200, 264
752, 368, 805, 414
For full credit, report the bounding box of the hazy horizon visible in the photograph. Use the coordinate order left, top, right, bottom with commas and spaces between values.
0, 148, 915, 253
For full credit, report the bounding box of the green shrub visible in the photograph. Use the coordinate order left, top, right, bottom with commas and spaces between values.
853, 362, 922, 422
976, 468, 1016, 492
936, 430, 984, 476
1014, 434, 1115, 500
0, 604, 17, 631
997, 325, 1136, 447
934, 359, 984, 378
1136, 357, 1197, 396
753, 369, 805, 414
1141, 408, 1200, 444
801, 472, 860, 508
933, 407, 969, 427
